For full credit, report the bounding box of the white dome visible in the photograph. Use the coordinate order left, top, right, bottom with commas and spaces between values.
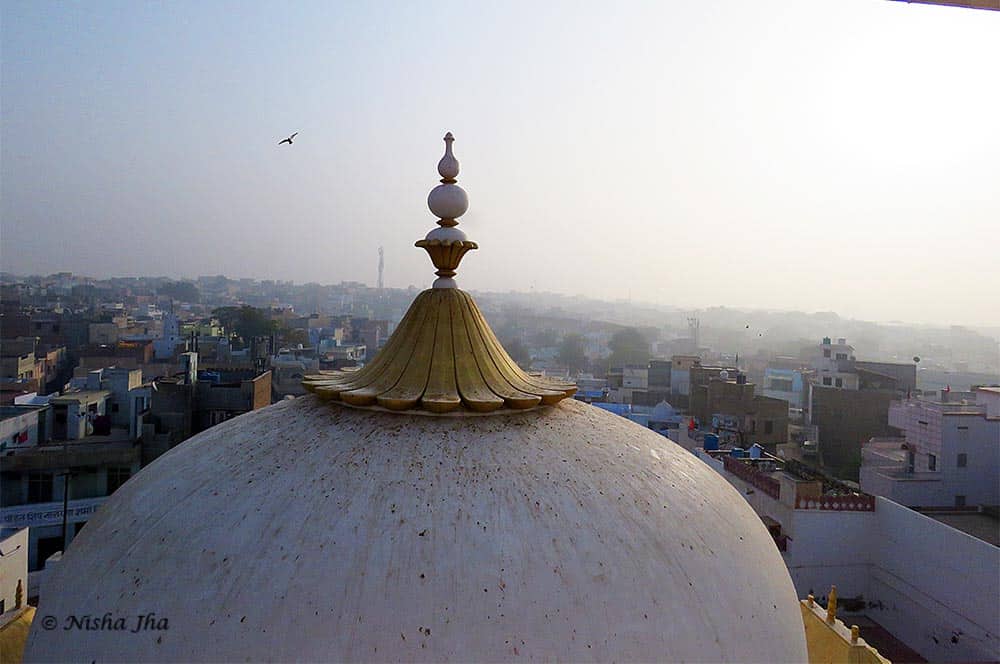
651, 400, 677, 421
28, 397, 805, 662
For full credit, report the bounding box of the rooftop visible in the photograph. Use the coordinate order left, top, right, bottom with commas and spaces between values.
0, 405, 44, 421
49, 390, 110, 404
918, 508, 1000, 547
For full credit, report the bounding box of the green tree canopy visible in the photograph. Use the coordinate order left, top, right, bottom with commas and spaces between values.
213, 306, 278, 342
280, 327, 311, 348
159, 280, 200, 303
557, 333, 589, 374
503, 337, 531, 369
606, 327, 650, 368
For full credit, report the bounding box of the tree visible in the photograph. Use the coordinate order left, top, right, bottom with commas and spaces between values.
503, 337, 531, 369
159, 280, 200, 303
530, 328, 558, 349
213, 306, 278, 343
606, 327, 650, 368
281, 327, 311, 348
557, 333, 589, 374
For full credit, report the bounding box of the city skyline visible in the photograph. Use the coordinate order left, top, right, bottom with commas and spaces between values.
5, 267, 1000, 336
3, 1, 999, 327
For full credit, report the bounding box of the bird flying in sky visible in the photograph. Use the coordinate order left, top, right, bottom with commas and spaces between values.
278, 132, 298, 145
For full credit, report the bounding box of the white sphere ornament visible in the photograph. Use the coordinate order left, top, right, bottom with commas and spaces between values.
427, 183, 469, 220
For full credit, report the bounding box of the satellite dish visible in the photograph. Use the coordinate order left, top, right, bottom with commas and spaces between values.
913, 356, 920, 363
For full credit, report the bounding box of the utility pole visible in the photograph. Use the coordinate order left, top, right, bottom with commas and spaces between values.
59, 437, 70, 551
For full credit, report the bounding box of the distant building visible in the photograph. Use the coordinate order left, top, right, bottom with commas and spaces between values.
571, 373, 607, 403
606, 365, 648, 404
807, 337, 858, 390
0, 346, 37, 383
689, 369, 789, 450
88, 322, 122, 345
78, 340, 154, 369
145, 356, 272, 456
803, 337, 916, 479
318, 342, 366, 369
270, 347, 319, 399
860, 387, 1000, 507
67, 367, 150, 440
762, 367, 807, 409
669, 354, 700, 403
646, 359, 671, 404
49, 391, 111, 440
152, 313, 185, 360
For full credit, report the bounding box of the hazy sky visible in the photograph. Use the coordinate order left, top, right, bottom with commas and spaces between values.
2, 1, 998, 327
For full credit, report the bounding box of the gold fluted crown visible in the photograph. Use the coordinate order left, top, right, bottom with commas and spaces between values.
303, 132, 577, 414
303, 289, 576, 413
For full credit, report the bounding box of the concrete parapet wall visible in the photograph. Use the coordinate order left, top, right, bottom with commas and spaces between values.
801, 598, 888, 664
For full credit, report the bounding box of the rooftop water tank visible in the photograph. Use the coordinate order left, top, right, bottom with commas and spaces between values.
704, 433, 720, 451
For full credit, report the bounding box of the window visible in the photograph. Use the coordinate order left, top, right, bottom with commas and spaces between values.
955, 495, 966, 507
822, 377, 832, 386
957, 453, 967, 468
835, 378, 843, 388
111, 403, 119, 413
928, 454, 936, 471
764, 420, 774, 435
836, 353, 847, 361
106, 467, 131, 494
27, 472, 54, 503
768, 378, 793, 392
823, 349, 831, 358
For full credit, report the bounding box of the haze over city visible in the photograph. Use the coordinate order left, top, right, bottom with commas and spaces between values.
2, 0, 999, 327
3, 3, 1000, 663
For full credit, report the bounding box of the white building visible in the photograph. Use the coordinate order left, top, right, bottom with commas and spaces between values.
695, 447, 1000, 663
0, 528, 28, 613
860, 387, 1000, 507
152, 313, 184, 360
808, 337, 859, 390
270, 346, 320, 398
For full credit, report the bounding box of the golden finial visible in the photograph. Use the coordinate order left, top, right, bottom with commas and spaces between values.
301, 132, 576, 413
826, 585, 838, 623
851, 625, 860, 643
